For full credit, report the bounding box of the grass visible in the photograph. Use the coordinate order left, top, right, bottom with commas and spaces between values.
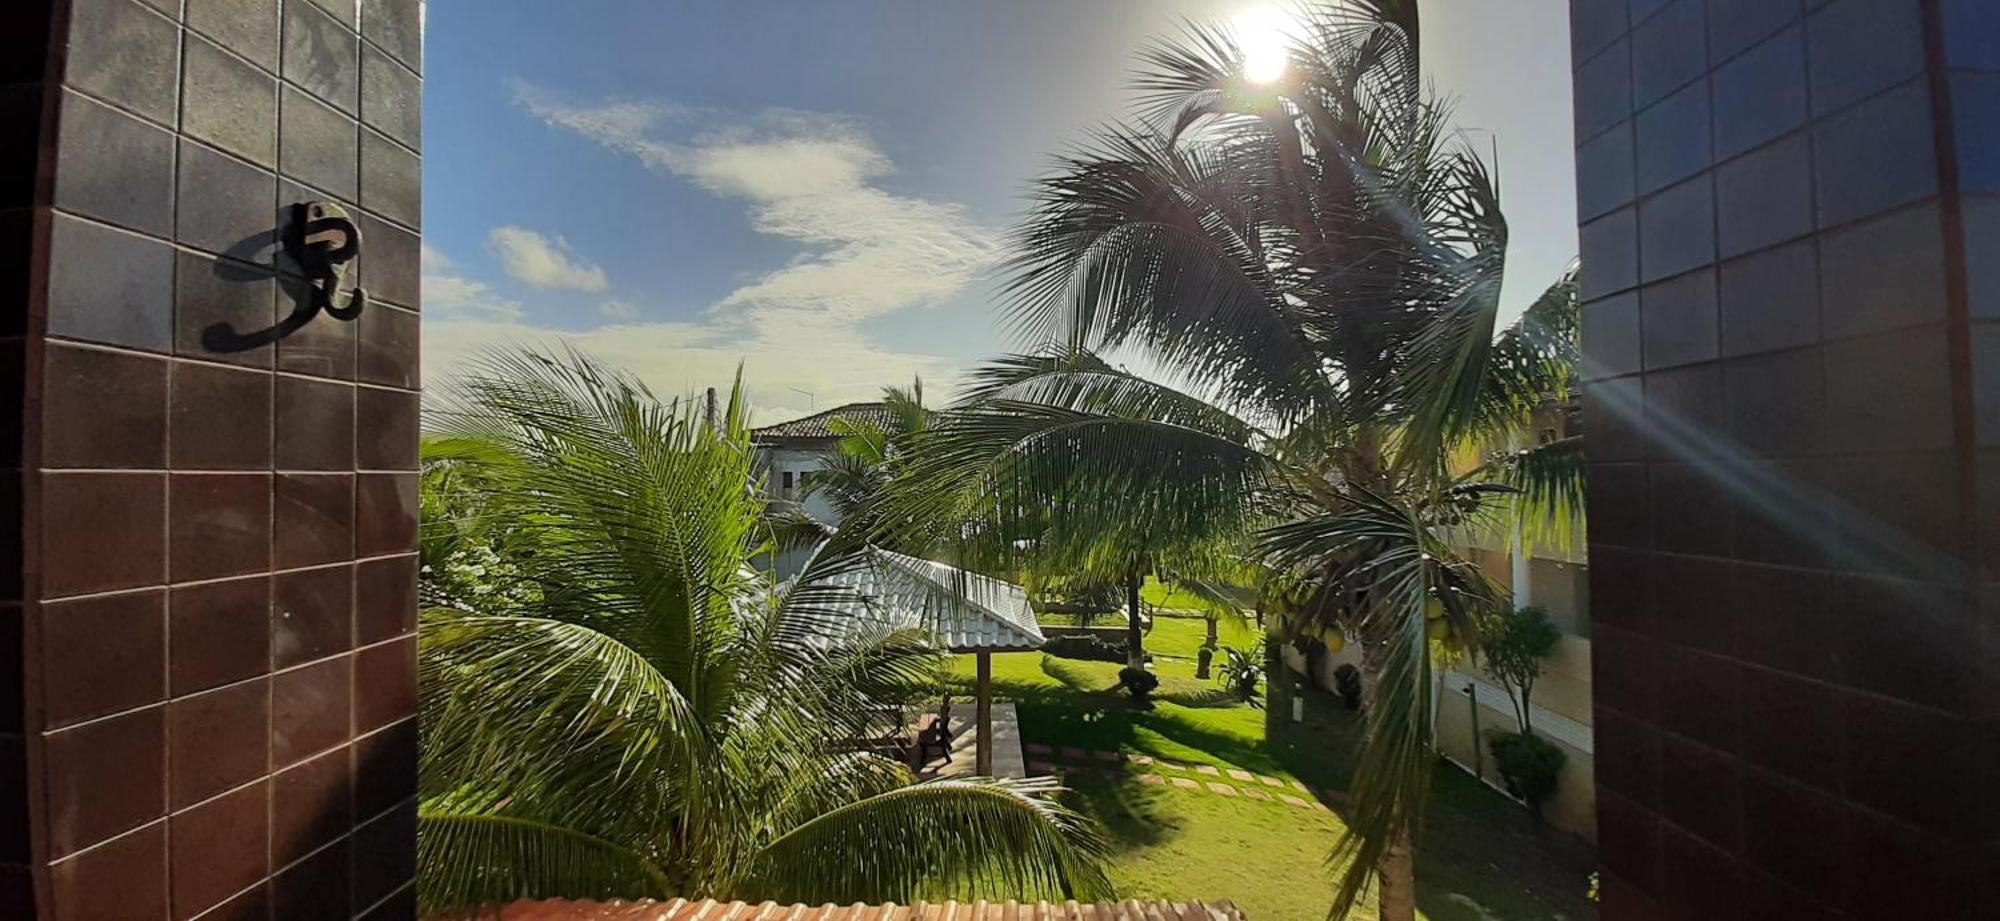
947, 613, 1595, 920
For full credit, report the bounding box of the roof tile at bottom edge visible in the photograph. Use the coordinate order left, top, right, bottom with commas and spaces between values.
459, 897, 1249, 920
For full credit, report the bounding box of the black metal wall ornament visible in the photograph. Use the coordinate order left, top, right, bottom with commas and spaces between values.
202, 200, 368, 354
283, 201, 367, 321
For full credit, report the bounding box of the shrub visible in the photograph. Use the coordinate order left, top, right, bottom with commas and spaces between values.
1216, 647, 1263, 702
1333, 664, 1362, 710
1042, 634, 1127, 663
1487, 730, 1566, 818
1117, 665, 1160, 701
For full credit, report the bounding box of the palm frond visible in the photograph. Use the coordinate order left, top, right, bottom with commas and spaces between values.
733, 777, 1114, 905
417, 810, 672, 914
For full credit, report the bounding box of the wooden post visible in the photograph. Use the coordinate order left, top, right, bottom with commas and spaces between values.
976, 652, 993, 775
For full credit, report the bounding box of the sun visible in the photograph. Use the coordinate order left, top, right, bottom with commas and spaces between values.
1235, 5, 1294, 84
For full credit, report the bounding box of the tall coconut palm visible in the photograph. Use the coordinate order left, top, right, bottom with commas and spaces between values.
415, 349, 1111, 914
869, 2, 1582, 917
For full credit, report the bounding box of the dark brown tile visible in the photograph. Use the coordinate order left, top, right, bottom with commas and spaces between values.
283, 0, 359, 114
1650, 553, 1733, 654
1825, 327, 1955, 455
355, 211, 418, 308
1641, 360, 1727, 460
187, 0, 279, 72
52, 91, 176, 240
1731, 460, 1835, 568
361, 0, 422, 73
169, 575, 271, 696
274, 473, 354, 568
1649, 462, 1733, 556
44, 706, 164, 856
169, 362, 273, 470
65, 0, 180, 125
275, 277, 358, 380
272, 654, 349, 767
278, 86, 358, 201
354, 473, 416, 555
1597, 789, 1663, 894
1733, 563, 1839, 681
357, 304, 418, 389
47, 213, 175, 353
196, 882, 270, 921
1841, 808, 1976, 920
1742, 770, 1846, 900
1660, 734, 1742, 852
1660, 823, 1745, 921
169, 473, 271, 582
1738, 666, 1843, 793
183, 33, 279, 170
167, 677, 269, 808
272, 835, 348, 921
353, 636, 413, 734
41, 589, 165, 728
1833, 574, 1979, 712
360, 44, 420, 148
272, 744, 348, 866
355, 387, 418, 470
169, 779, 269, 920
176, 251, 279, 369
1585, 462, 1649, 550
360, 129, 420, 229
1724, 346, 1825, 460
1656, 645, 1741, 753
42, 472, 166, 598
275, 376, 354, 471
1590, 545, 1654, 635
356, 882, 416, 921
352, 718, 415, 820
48, 820, 167, 921
43, 342, 168, 469
354, 554, 415, 644
1595, 625, 1661, 722
273, 563, 352, 667
1821, 451, 1960, 580
352, 799, 415, 909
1596, 706, 1663, 809
175, 138, 277, 259
1843, 692, 1980, 839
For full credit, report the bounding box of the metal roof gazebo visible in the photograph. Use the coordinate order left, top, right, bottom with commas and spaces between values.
816, 549, 1045, 774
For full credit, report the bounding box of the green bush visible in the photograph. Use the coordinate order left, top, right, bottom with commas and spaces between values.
1216, 647, 1263, 702
1117, 665, 1161, 701
1487, 730, 1566, 816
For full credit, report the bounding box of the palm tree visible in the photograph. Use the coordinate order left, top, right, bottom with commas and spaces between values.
869, 3, 1581, 918
415, 349, 1111, 914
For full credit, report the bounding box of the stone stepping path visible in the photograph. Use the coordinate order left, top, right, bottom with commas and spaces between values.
1023, 743, 1349, 809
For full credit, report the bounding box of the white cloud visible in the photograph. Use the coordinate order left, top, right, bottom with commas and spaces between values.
421, 85, 996, 424
512, 83, 995, 331
421, 244, 524, 321
488, 226, 610, 292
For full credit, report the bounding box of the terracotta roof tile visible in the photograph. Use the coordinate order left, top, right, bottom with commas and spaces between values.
474, 898, 1247, 921
750, 403, 897, 441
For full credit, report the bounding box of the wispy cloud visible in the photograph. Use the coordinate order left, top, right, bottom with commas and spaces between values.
422, 84, 996, 422
512, 82, 995, 330
488, 226, 610, 292
422, 244, 524, 321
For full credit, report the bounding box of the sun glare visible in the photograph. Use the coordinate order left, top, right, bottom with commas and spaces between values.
1236, 6, 1292, 84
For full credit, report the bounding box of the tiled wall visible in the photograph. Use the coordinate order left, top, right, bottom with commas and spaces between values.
5, 0, 424, 918
1572, 0, 1998, 917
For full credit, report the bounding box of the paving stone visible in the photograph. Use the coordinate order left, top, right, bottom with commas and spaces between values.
1206, 782, 1238, 796
1128, 754, 1154, 766
1280, 794, 1313, 808
1226, 769, 1255, 782
1028, 760, 1056, 774
1290, 779, 1311, 793
1194, 765, 1222, 777
1158, 761, 1188, 772
1059, 746, 1089, 762
1138, 773, 1165, 785
1091, 750, 1122, 763
1171, 777, 1202, 790
1259, 775, 1286, 788
1025, 743, 1053, 755
1241, 788, 1271, 801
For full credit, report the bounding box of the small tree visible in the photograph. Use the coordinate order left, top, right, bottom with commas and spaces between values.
1478, 606, 1561, 735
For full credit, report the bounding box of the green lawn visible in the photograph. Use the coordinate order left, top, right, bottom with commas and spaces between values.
947, 614, 1595, 921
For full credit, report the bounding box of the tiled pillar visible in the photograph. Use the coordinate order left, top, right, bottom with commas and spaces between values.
2, 0, 424, 918
1572, 0, 1997, 917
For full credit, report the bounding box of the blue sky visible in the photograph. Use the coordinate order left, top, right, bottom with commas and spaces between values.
422, 0, 1577, 423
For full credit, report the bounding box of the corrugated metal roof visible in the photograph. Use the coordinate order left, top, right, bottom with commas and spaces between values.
752, 402, 898, 441
482, 898, 1248, 920
816, 550, 1046, 653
